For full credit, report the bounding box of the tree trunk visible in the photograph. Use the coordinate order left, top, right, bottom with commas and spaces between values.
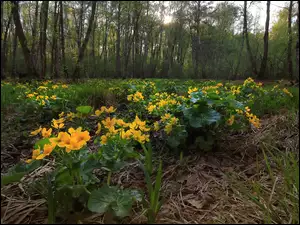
73, 1, 97, 80
12, 24, 17, 78
116, 1, 122, 77
244, 1, 258, 76
59, 1, 68, 77
288, 1, 293, 81
2, 12, 12, 79
39, 1, 49, 79
296, 1, 299, 82
1, 2, 4, 79
258, 1, 270, 79
31, 1, 39, 69
11, 1, 40, 78
51, 1, 59, 78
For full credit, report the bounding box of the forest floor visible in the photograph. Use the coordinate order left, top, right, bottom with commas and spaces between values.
1, 79, 299, 224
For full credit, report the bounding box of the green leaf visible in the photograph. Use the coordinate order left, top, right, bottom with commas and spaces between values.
167, 136, 181, 149
88, 185, 133, 218
76, 105, 93, 115
1, 172, 27, 186
1, 161, 41, 187
34, 138, 50, 150
187, 109, 221, 128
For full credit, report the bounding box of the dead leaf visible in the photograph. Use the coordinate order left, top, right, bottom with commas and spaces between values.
186, 199, 204, 209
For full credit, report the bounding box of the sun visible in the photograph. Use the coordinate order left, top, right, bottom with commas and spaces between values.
163, 15, 173, 24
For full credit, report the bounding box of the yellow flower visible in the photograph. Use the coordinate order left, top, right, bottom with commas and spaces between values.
102, 117, 116, 129
52, 121, 65, 129
38, 86, 48, 90
68, 127, 82, 134
95, 109, 103, 116
215, 90, 219, 95
30, 126, 42, 136
62, 84, 68, 88
116, 119, 127, 127
52, 85, 59, 89
161, 113, 171, 122
188, 87, 198, 95
50, 132, 69, 145
36, 142, 56, 159
170, 117, 178, 125
245, 106, 250, 112
26, 159, 33, 164
140, 126, 150, 132
96, 123, 101, 135
105, 106, 116, 113
216, 83, 223, 87
129, 121, 138, 130
282, 88, 293, 97
32, 148, 41, 160
236, 109, 243, 114
101, 135, 108, 144
41, 128, 52, 138
50, 95, 57, 100
27, 93, 34, 98
120, 130, 132, 139
227, 115, 235, 126
134, 115, 146, 127
127, 94, 133, 101
147, 104, 156, 113
72, 130, 91, 144
164, 124, 173, 134
59, 112, 65, 117
41, 100, 46, 106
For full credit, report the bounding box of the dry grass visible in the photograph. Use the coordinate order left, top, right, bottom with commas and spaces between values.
1, 112, 298, 224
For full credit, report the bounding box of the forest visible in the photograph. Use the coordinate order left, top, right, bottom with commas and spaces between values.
1, 1, 299, 224
1, 1, 299, 80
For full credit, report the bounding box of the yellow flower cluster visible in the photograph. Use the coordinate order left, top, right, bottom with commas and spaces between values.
127, 91, 144, 102
282, 88, 293, 97
245, 109, 260, 128
188, 87, 198, 95
52, 118, 65, 129
227, 115, 235, 126
230, 86, 241, 95
98, 115, 150, 144
158, 113, 179, 134
243, 77, 255, 86
27, 127, 90, 163
94, 106, 116, 116
30, 126, 53, 138
146, 92, 185, 114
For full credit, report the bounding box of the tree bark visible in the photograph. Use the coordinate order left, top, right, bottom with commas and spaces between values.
59, 1, 68, 77
31, 1, 39, 69
296, 1, 299, 82
1, 2, 4, 79
51, 1, 59, 78
258, 1, 270, 79
2, 12, 12, 79
39, 1, 49, 79
12, 24, 17, 78
11, 1, 40, 78
287, 1, 293, 81
73, 1, 97, 80
116, 1, 122, 77
244, 1, 258, 76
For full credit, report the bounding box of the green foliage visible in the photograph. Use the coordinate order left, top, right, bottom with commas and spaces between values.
140, 144, 163, 224
88, 184, 140, 218
1, 160, 41, 186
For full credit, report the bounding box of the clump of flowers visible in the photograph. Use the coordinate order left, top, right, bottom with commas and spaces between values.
127, 91, 144, 102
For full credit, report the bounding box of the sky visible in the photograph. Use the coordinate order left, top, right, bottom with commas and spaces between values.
163, 1, 291, 30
